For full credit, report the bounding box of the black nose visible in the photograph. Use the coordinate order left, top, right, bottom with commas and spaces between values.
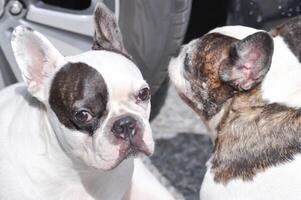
111, 116, 137, 140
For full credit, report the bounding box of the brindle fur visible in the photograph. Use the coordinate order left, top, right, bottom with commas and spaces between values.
185, 33, 237, 119
174, 16, 301, 184
209, 17, 301, 183
212, 87, 301, 183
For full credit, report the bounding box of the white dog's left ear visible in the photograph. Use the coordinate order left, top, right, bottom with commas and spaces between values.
92, 2, 128, 56
11, 25, 64, 101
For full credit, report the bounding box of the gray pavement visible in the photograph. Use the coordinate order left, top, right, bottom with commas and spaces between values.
145, 86, 213, 200
151, 86, 208, 139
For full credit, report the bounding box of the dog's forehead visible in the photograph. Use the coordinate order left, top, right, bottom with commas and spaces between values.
65, 50, 146, 90
187, 26, 262, 81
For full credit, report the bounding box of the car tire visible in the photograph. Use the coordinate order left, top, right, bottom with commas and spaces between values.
117, 0, 192, 119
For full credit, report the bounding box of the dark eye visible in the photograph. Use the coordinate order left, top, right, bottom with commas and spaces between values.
137, 87, 150, 102
74, 110, 93, 123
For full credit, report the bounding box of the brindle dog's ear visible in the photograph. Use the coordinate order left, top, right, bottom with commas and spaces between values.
92, 2, 128, 55
219, 32, 274, 91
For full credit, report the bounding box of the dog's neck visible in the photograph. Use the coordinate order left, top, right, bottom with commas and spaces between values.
210, 86, 301, 184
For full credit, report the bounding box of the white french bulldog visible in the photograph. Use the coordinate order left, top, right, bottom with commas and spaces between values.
0, 3, 173, 200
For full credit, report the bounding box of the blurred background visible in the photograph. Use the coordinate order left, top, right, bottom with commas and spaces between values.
0, 0, 300, 199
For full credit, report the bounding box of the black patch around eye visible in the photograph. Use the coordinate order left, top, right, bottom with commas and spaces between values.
49, 62, 108, 135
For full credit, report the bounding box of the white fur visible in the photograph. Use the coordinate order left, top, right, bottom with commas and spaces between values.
0, 83, 133, 200
201, 155, 301, 200
261, 36, 301, 108
65, 51, 154, 161
42, 50, 155, 170
123, 159, 174, 200
3, 26, 171, 200
210, 25, 262, 40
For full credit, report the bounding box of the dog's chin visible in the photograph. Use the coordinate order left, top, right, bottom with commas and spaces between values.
124, 146, 146, 159
110, 145, 153, 169
86, 156, 125, 171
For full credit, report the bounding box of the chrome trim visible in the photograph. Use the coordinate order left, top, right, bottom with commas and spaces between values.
114, 0, 120, 21
0, 0, 5, 17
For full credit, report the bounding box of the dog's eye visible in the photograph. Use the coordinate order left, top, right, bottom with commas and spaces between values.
74, 110, 93, 123
137, 87, 150, 102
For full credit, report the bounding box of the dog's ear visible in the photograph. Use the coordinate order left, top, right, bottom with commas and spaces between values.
219, 32, 274, 91
92, 2, 128, 55
11, 25, 64, 101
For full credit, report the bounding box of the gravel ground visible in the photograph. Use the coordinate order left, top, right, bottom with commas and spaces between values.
145, 86, 213, 200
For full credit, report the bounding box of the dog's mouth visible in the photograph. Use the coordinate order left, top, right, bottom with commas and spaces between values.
114, 125, 154, 158
124, 145, 141, 159
95, 123, 154, 170
122, 141, 153, 159
118, 137, 154, 163
105, 143, 152, 170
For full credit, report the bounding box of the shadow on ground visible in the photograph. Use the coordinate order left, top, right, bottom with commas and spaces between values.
151, 133, 213, 200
